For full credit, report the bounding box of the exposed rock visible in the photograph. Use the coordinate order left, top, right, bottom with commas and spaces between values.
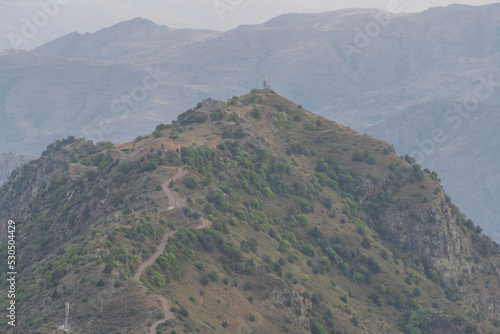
358, 177, 384, 203
378, 196, 500, 318
68, 163, 98, 180
200, 99, 224, 114
269, 284, 309, 328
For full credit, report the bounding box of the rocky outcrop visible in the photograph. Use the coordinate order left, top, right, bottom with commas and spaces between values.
378, 196, 500, 318
200, 99, 224, 114
68, 163, 98, 180
358, 177, 384, 203
110, 149, 131, 164
269, 285, 309, 328
253, 265, 310, 328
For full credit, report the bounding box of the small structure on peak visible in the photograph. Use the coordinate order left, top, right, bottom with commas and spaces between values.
263, 76, 271, 90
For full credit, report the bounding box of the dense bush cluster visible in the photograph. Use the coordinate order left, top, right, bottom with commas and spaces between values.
155, 227, 252, 279
315, 157, 359, 197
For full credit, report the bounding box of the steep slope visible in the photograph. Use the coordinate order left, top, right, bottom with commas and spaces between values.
0, 90, 499, 333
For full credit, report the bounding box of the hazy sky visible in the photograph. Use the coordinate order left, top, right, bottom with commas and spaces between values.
1, 0, 500, 51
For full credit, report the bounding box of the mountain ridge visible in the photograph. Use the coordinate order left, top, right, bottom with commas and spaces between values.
33, 17, 221, 62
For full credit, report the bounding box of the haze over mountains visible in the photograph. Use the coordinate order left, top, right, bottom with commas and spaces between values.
1, 3, 499, 241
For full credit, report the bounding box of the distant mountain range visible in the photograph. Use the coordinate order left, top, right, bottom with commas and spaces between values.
1, 4, 499, 240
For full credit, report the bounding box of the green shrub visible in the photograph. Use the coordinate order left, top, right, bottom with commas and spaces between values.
369, 291, 383, 306
352, 151, 364, 161
353, 218, 367, 235
251, 107, 261, 119
303, 244, 316, 257
229, 217, 239, 227
211, 109, 225, 121
404, 308, 433, 334
361, 238, 371, 249
185, 177, 199, 190
235, 210, 246, 221
380, 250, 389, 259
179, 306, 189, 317
195, 262, 205, 271
263, 187, 275, 198
284, 232, 297, 245
396, 294, 407, 309
152, 130, 162, 138
296, 214, 310, 227
311, 321, 326, 334
305, 123, 317, 131
143, 161, 157, 171
278, 240, 291, 253
453, 314, 466, 324
208, 270, 219, 282
200, 273, 210, 286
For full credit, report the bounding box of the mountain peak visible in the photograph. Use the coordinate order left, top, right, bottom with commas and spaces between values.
33, 17, 219, 61
104, 16, 159, 31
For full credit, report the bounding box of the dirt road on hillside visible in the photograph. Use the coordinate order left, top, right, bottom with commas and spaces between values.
129, 167, 211, 333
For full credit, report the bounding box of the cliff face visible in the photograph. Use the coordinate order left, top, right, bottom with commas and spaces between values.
378, 196, 500, 318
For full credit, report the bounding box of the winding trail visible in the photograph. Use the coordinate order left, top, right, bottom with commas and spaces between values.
130, 167, 212, 334
148, 295, 174, 334
133, 229, 177, 281
162, 167, 187, 210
